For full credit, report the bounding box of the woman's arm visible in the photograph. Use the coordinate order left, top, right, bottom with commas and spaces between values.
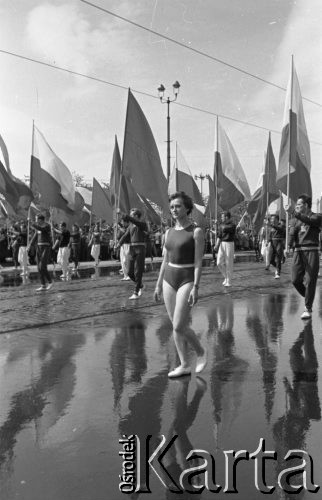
154, 229, 169, 301
189, 227, 204, 306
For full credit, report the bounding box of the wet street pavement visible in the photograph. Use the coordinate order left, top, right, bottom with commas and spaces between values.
0, 258, 321, 500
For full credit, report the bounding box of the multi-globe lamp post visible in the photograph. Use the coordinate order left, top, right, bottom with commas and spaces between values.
194, 173, 206, 198
157, 81, 181, 182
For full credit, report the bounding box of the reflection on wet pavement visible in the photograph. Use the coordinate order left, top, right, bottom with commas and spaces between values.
0, 270, 321, 499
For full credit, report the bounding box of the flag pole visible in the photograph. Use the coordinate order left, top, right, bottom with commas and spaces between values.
214, 116, 219, 242
27, 120, 35, 247
175, 141, 178, 191
265, 144, 269, 242
285, 55, 294, 250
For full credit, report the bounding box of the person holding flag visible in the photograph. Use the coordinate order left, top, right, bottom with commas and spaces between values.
267, 214, 286, 279
27, 213, 53, 291
117, 208, 148, 300
285, 195, 322, 319
213, 211, 236, 287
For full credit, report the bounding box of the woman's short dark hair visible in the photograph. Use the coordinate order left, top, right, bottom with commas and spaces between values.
169, 191, 194, 215
298, 194, 312, 209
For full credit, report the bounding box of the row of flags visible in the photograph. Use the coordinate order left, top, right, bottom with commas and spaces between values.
0, 59, 313, 231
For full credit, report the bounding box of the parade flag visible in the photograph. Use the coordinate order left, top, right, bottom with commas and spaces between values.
214, 121, 251, 210
91, 177, 113, 222
275, 191, 286, 220
0, 160, 20, 209
122, 89, 169, 211
30, 125, 76, 211
76, 186, 92, 209
0, 134, 33, 211
248, 133, 279, 231
168, 145, 206, 227
205, 174, 219, 219
109, 135, 141, 214
276, 59, 312, 201
168, 145, 204, 206
0, 134, 11, 174
109, 135, 122, 210
139, 194, 161, 226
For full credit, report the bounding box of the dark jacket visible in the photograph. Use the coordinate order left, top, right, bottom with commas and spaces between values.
218, 220, 236, 242
118, 215, 148, 245
289, 211, 322, 248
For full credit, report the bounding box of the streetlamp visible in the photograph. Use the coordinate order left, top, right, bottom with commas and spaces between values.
194, 173, 206, 197
158, 81, 181, 181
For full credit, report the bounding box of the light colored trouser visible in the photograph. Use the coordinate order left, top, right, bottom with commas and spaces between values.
57, 247, 70, 276
18, 246, 28, 273
261, 241, 272, 267
91, 244, 100, 264
120, 244, 130, 277
217, 241, 234, 282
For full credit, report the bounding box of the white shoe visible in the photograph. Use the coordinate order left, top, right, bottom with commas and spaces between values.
274, 272, 280, 279
121, 276, 130, 281
129, 293, 139, 300
36, 285, 46, 291
224, 281, 231, 287
168, 366, 191, 378
222, 279, 227, 285
301, 308, 312, 320
46, 283, 53, 290
138, 284, 145, 297
196, 351, 207, 374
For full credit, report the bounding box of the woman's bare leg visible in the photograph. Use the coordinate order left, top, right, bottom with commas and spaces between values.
163, 281, 205, 376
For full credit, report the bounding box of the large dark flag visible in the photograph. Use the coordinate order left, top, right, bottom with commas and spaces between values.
215, 121, 251, 210
122, 89, 169, 211
276, 59, 312, 201
248, 133, 279, 231
0, 134, 33, 212
92, 177, 113, 223
109, 135, 143, 214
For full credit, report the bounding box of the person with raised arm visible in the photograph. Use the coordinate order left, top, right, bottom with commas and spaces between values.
27, 213, 53, 291
285, 194, 322, 320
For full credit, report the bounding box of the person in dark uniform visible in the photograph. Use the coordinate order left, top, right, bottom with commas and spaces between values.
69, 223, 81, 271
27, 214, 53, 291
285, 195, 322, 320
154, 191, 207, 378
117, 208, 148, 299
53, 222, 71, 280
268, 214, 286, 279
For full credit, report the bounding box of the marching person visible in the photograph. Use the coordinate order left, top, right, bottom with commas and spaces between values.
10, 222, 29, 276
285, 195, 322, 320
154, 191, 207, 378
69, 223, 81, 271
117, 208, 148, 299
88, 222, 101, 267
268, 214, 286, 279
53, 222, 71, 280
213, 211, 236, 287
259, 218, 272, 270
27, 213, 53, 291
117, 219, 131, 280
17, 222, 29, 276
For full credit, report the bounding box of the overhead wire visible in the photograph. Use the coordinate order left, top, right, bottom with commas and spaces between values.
0, 48, 321, 146
80, 0, 322, 109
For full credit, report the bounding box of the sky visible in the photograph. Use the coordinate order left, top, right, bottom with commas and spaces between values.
0, 0, 321, 204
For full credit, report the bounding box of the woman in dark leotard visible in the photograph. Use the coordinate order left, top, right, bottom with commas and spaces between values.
154, 191, 207, 378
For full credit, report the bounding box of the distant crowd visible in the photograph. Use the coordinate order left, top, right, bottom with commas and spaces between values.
0, 218, 266, 268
